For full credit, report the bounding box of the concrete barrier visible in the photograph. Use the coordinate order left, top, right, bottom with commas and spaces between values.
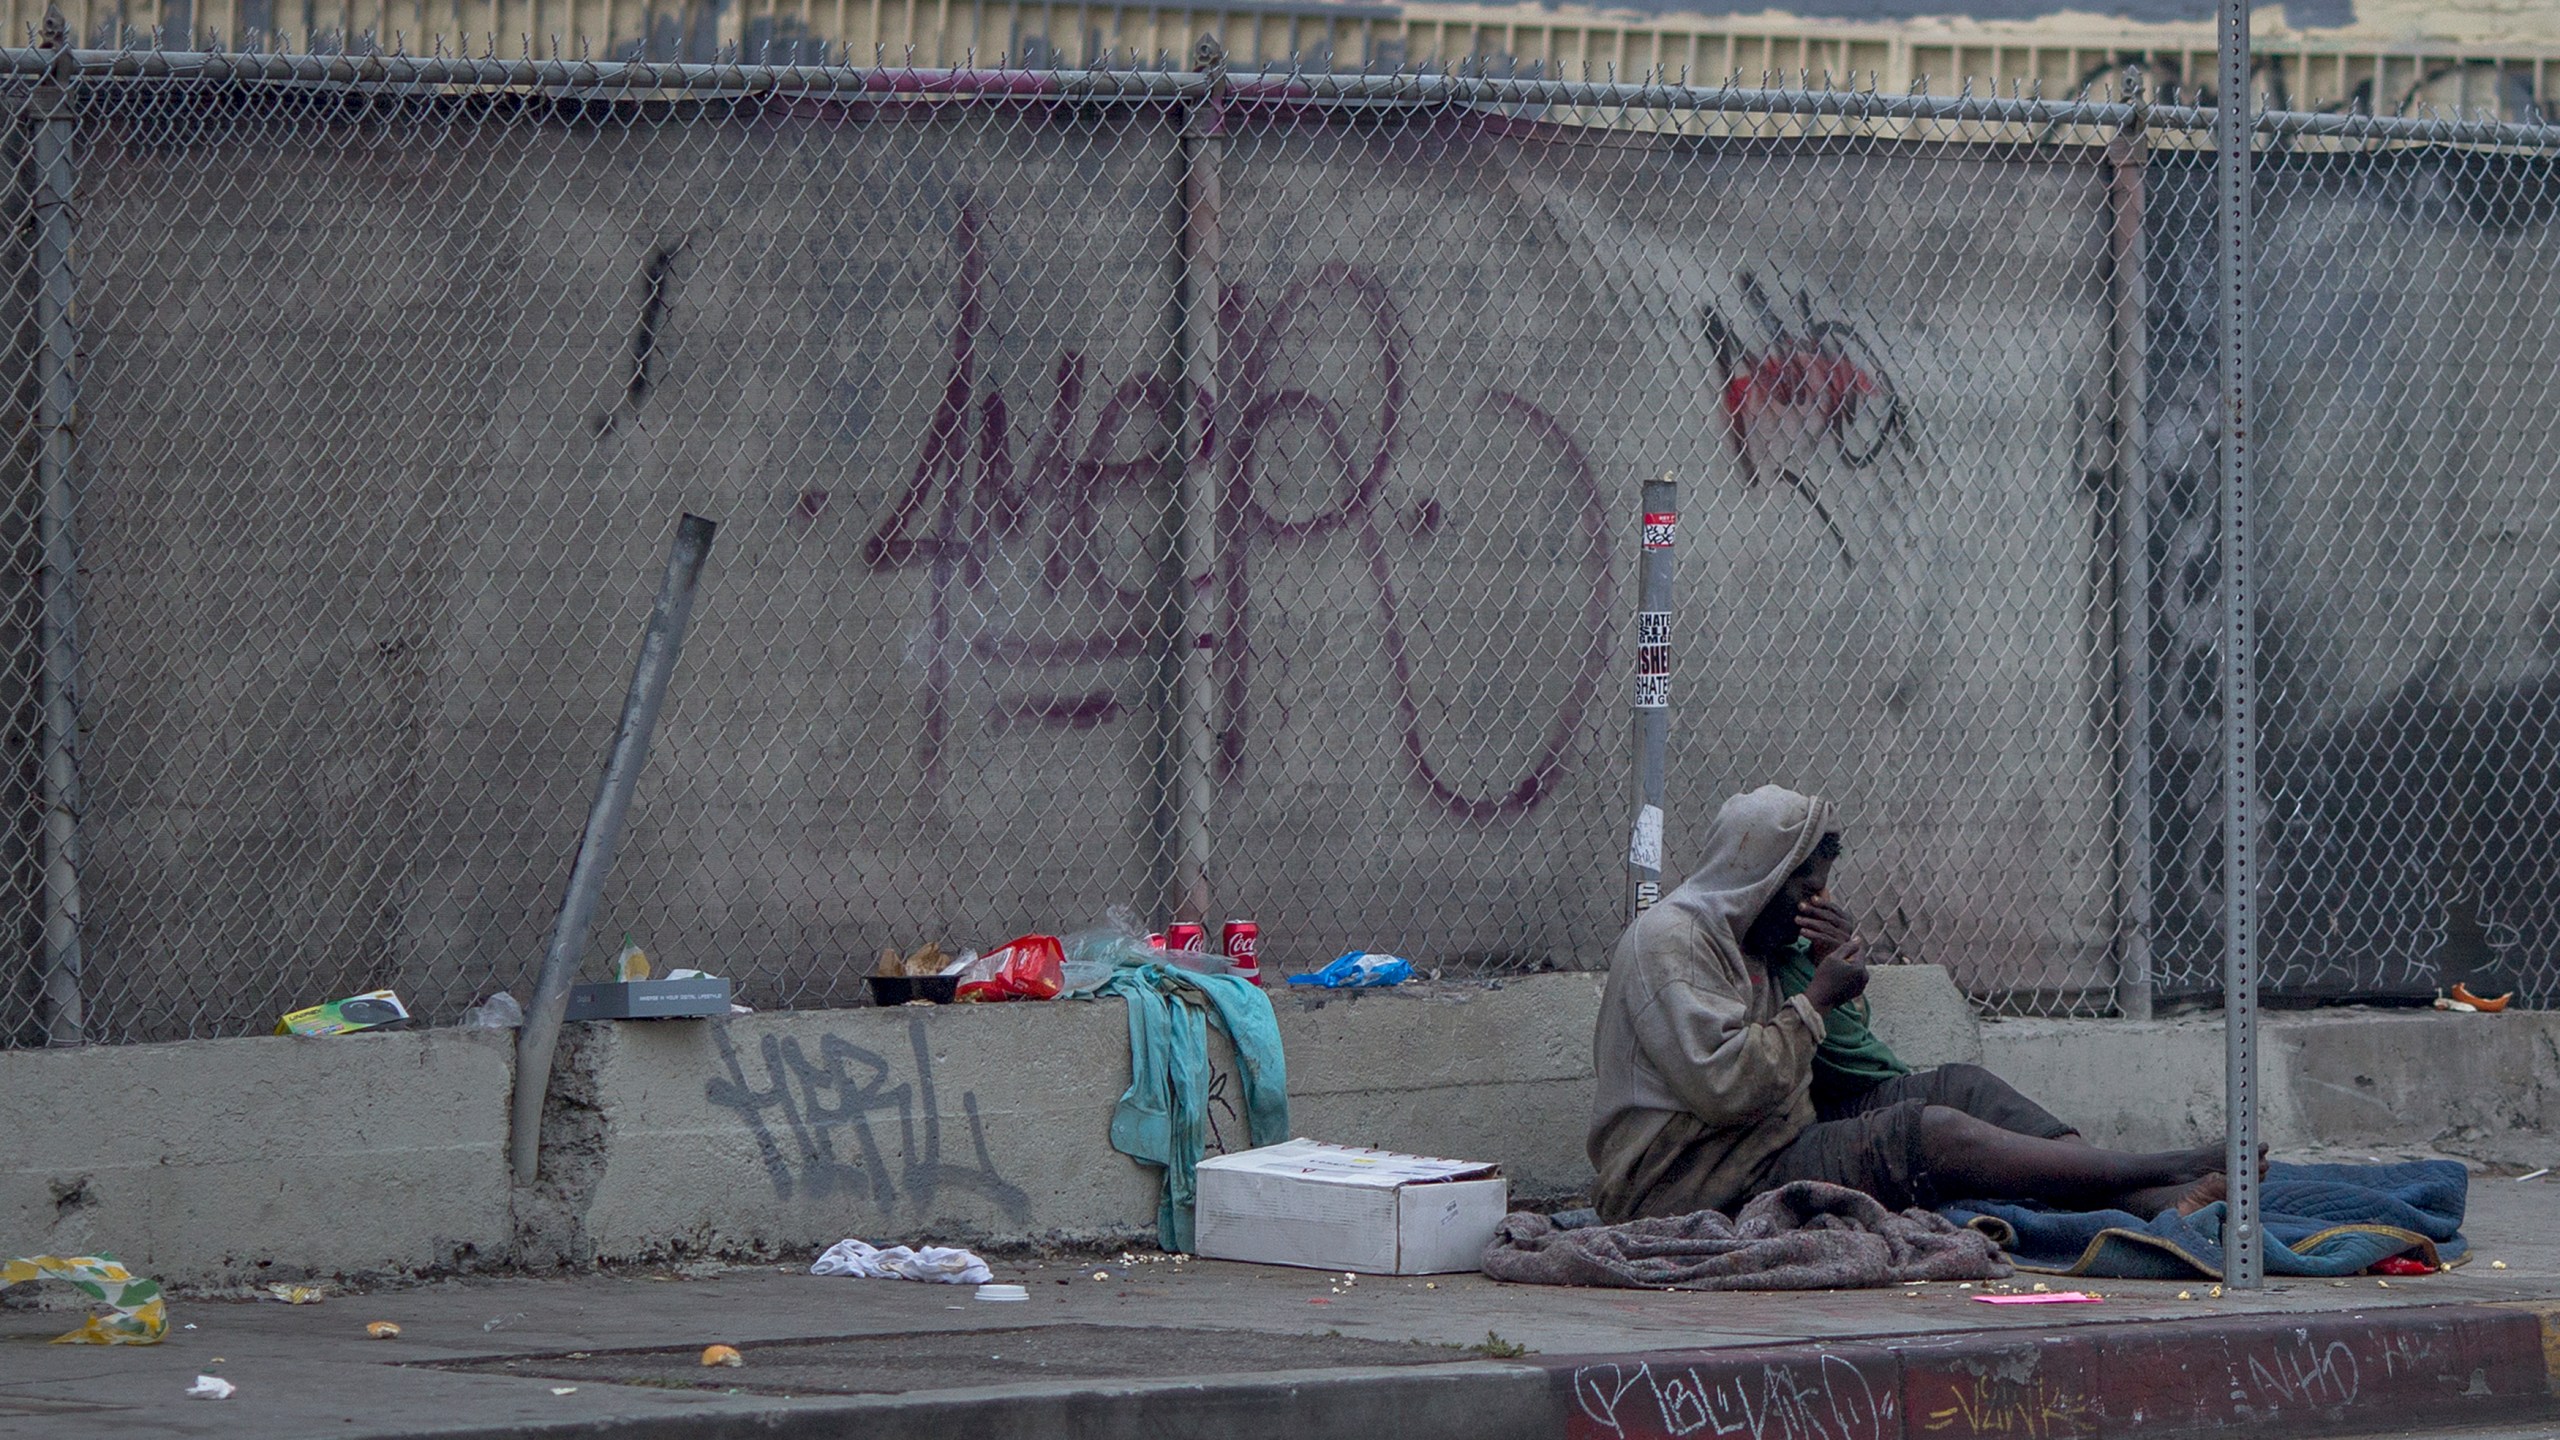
0, 1027, 515, 1284
1983, 1008, 2560, 1166
562, 974, 1614, 1265
9, 969, 2553, 1286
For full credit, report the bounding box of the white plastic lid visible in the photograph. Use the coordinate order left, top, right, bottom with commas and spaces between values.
973, 1283, 1028, 1302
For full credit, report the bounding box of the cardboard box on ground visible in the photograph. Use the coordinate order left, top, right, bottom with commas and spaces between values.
1196, 1139, 1508, 1275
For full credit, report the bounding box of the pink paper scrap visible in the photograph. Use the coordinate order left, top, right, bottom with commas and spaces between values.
1972, 1291, 2099, 1305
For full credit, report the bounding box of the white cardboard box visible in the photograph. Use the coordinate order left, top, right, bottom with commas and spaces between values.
1193, 1139, 1508, 1275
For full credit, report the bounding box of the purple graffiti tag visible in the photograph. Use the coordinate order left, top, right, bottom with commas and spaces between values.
855, 202, 1613, 818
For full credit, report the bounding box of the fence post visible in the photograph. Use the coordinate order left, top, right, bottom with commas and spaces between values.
1162, 33, 1224, 930
510, 513, 716, 1187
1626, 478, 1675, 920
2215, 0, 2265, 1289
2108, 69, 2154, 1023
31, 18, 85, 1047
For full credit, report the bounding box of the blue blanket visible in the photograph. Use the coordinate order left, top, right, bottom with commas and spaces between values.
1940, 1160, 2469, 1279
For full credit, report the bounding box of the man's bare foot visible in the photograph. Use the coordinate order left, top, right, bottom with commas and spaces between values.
2114, 1170, 2239, 1219
2174, 1172, 2230, 1216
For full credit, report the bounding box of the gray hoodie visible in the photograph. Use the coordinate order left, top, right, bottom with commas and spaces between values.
1587, 784, 1834, 1221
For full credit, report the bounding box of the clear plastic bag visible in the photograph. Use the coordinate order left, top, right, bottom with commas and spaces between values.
1061, 905, 1166, 991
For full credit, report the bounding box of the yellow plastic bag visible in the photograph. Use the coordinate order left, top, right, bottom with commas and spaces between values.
1, 1255, 167, 1344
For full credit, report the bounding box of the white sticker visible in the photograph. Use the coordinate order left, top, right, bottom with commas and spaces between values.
1634, 880, 1661, 912
1628, 804, 1664, 871
1632, 672, 1669, 709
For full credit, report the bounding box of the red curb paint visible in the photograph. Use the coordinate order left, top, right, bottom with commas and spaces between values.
1537, 1305, 2552, 1440
1551, 1344, 1900, 1440
1902, 1331, 2102, 1438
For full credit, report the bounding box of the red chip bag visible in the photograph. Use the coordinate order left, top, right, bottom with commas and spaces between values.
955, 934, 1065, 1002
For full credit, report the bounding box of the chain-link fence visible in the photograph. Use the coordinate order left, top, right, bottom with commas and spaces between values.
0, 47, 2553, 1047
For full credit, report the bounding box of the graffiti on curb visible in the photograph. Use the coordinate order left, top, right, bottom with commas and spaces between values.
1569, 1355, 1892, 1440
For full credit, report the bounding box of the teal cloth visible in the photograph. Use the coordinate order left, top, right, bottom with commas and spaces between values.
1090, 963, 1291, 1252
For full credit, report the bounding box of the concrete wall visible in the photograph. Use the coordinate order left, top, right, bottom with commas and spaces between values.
51, 92, 2124, 1044
8, 971, 2554, 1285
564, 973, 1611, 1264
0, 1027, 516, 1283
1984, 1008, 2560, 1167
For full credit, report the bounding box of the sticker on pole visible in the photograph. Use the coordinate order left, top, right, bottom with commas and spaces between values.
1627, 805, 1664, 871
1634, 610, 1670, 709
1642, 512, 1677, 549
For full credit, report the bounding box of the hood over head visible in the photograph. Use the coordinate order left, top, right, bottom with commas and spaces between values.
1666, 784, 1836, 950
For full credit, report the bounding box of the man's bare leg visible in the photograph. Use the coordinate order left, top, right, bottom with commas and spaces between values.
1917, 1106, 2258, 1216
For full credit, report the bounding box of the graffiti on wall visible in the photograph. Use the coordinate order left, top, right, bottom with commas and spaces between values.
1704, 271, 1910, 570
847, 201, 1617, 821
705, 1014, 1032, 1222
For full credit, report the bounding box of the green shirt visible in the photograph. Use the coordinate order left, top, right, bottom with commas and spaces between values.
1769, 938, 1911, 1108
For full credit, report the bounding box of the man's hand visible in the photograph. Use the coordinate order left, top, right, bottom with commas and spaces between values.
1796, 895, 1870, 1012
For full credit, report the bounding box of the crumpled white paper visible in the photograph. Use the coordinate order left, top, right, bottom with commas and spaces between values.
809, 1238, 993, 1285
186, 1375, 235, 1400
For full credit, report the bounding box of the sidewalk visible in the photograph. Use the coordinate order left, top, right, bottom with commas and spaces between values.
7, 1176, 2559, 1440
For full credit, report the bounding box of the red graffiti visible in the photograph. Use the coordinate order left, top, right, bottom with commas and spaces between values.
855, 201, 1614, 820
1705, 271, 1908, 568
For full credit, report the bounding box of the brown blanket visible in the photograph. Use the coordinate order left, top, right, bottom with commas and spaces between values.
1481, 1181, 2011, 1290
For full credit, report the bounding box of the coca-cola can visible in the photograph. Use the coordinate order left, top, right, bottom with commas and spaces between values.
1165, 922, 1208, 953
1222, 920, 1260, 982
1144, 932, 1167, 950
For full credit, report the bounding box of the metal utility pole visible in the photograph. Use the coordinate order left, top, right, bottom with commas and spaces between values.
2216, 0, 2265, 1290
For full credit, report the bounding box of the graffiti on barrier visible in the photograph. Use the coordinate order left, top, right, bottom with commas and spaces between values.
705, 1015, 1032, 1223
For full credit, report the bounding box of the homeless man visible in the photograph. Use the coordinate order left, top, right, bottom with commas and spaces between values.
1589, 784, 2242, 1223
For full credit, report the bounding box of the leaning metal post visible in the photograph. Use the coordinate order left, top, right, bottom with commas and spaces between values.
1164, 32, 1224, 929
2216, 0, 2265, 1289
31, 20, 84, 1047
510, 513, 717, 1186
1627, 478, 1675, 920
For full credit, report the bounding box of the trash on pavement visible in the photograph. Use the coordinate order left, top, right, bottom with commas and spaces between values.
366, 1321, 402, 1339
1195, 1139, 1505, 1275
2517, 1168, 2551, 1183
1973, 1291, 2099, 1305
2371, 1255, 2437, 1276
974, 1283, 1028, 1302
614, 939, 652, 982
276, 989, 410, 1036
1286, 951, 1414, 989
955, 934, 1065, 1002
460, 993, 524, 1029
809, 1238, 994, 1285
2, 1255, 168, 1344
262, 1283, 325, 1304
186, 1375, 235, 1400
700, 1344, 744, 1367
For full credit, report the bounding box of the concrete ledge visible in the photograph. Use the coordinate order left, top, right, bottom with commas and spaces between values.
0, 1026, 514, 1283
566, 974, 1615, 1265
11, 968, 2554, 1287
1982, 1008, 2560, 1163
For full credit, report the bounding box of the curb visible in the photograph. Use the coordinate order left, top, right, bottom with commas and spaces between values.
414, 1303, 2559, 1440
1547, 1302, 2558, 1440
